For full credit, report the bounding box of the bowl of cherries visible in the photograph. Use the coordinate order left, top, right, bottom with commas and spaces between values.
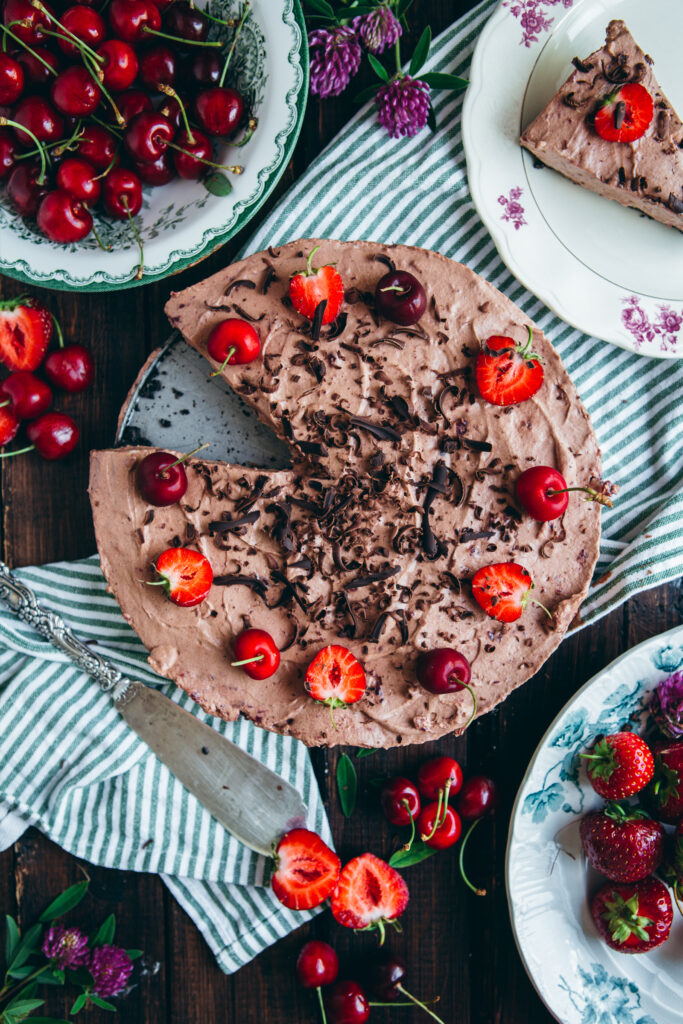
0, 0, 307, 290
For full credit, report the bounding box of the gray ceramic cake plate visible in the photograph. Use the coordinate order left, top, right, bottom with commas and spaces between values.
116, 332, 290, 466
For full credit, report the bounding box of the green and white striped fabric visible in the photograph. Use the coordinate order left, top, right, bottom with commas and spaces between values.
0, 556, 331, 974
244, 0, 683, 628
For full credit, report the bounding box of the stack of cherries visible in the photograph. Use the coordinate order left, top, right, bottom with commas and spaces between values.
0, 0, 251, 270
0, 293, 92, 460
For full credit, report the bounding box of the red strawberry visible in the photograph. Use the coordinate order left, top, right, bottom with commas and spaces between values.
0, 406, 20, 446
660, 819, 683, 901
330, 853, 409, 942
305, 645, 366, 721
271, 828, 341, 911
650, 740, 683, 823
579, 803, 664, 883
150, 547, 213, 607
0, 295, 53, 371
475, 328, 544, 407
594, 83, 654, 144
471, 562, 544, 623
289, 246, 344, 326
591, 877, 672, 954
581, 733, 654, 800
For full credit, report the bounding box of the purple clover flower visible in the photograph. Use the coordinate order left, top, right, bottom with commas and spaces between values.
41, 926, 90, 970
354, 7, 402, 55
89, 945, 134, 998
651, 670, 683, 739
375, 74, 431, 139
309, 26, 362, 98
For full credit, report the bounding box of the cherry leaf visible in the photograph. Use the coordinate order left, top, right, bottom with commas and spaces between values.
204, 172, 233, 197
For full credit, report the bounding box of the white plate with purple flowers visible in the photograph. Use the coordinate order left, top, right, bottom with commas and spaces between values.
506, 624, 683, 1024
462, 0, 683, 358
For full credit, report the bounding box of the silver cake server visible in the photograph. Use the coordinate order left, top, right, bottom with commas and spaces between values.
0, 561, 307, 856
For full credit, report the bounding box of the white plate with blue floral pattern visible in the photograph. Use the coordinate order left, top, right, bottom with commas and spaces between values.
0, 0, 307, 291
463, 0, 683, 358
506, 624, 683, 1024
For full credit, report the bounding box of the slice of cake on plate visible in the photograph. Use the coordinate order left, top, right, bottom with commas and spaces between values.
521, 20, 683, 231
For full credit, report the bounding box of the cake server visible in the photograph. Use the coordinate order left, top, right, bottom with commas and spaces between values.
0, 561, 307, 856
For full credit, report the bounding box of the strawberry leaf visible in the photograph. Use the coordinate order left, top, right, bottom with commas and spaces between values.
389, 842, 436, 868
336, 753, 357, 817
367, 54, 389, 82
419, 72, 468, 92
409, 25, 431, 77
39, 881, 88, 923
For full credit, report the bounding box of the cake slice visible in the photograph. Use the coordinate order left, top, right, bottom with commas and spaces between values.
521, 20, 683, 231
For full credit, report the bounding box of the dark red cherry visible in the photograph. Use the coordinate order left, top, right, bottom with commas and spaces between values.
206, 319, 260, 372
416, 648, 472, 695
117, 88, 153, 124
56, 156, 100, 205
0, 53, 24, 105
0, 128, 17, 180
188, 50, 221, 87
74, 124, 118, 169
108, 0, 161, 43
375, 270, 426, 326
102, 166, 142, 218
26, 412, 79, 459
57, 5, 105, 57
416, 756, 463, 802
98, 39, 138, 92
172, 127, 212, 179
44, 343, 94, 393
231, 628, 280, 680
194, 86, 243, 137
164, 1, 208, 42
134, 151, 175, 185
295, 941, 339, 990
12, 95, 64, 147
3, 0, 52, 45
138, 43, 176, 89
515, 465, 568, 522
51, 66, 101, 117
380, 777, 421, 826
457, 776, 498, 821
366, 952, 406, 1002
137, 449, 188, 505
0, 372, 52, 419
15, 46, 60, 87
418, 801, 462, 849
124, 110, 173, 162
325, 981, 369, 1024
37, 189, 93, 242
157, 93, 182, 130
7, 162, 49, 215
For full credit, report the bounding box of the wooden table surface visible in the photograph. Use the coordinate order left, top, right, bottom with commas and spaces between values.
1, 1, 681, 1020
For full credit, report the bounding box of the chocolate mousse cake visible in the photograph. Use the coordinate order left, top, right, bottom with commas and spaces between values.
521, 20, 683, 231
89, 240, 606, 748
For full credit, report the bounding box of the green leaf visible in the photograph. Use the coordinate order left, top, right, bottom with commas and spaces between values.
427, 102, 437, 133
4, 997, 45, 1015
126, 950, 143, 961
367, 53, 389, 82
92, 915, 116, 948
409, 25, 431, 76
304, 0, 335, 17
419, 72, 468, 91
354, 82, 381, 104
396, 0, 414, 16
89, 996, 116, 1012
70, 992, 86, 1015
5, 914, 20, 963
355, 747, 377, 758
38, 969, 66, 986
39, 882, 88, 923
203, 172, 232, 197
336, 754, 357, 818
8, 922, 42, 973
389, 842, 437, 868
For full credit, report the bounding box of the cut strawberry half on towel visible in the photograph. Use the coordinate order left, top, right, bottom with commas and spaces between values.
471, 562, 540, 623
594, 83, 654, 143
271, 828, 341, 911
289, 246, 344, 326
475, 328, 544, 406
331, 853, 409, 942
151, 547, 213, 607
305, 645, 366, 717
0, 295, 53, 371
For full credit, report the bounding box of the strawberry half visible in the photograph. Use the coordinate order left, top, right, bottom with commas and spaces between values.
289, 246, 344, 327
475, 328, 544, 406
305, 645, 366, 726
579, 802, 664, 883
151, 547, 213, 607
0, 295, 53, 372
591, 877, 672, 954
471, 562, 542, 623
0, 406, 20, 447
271, 828, 341, 911
330, 853, 409, 942
594, 83, 653, 144
582, 732, 655, 801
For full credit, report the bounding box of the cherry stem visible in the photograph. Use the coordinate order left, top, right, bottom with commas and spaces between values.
201, 7, 237, 27
157, 84, 194, 143
461, 682, 478, 729
91, 113, 123, 138
209, 346, 236, 376
315, 986, 328, 1024
1, 23, 56, 75
380, 285, 409, 295
122, 195, 144, 280
92, 144, 121, 182
90, 220, 112, 252
160, 136, 243, 174
83, 52, 125, 126
547, 486, 613, 509
231, 654, 264, 667
0, 116, 46, 182
0, 444, 35, 459
51, 120, 85, 158
422, 788, 444, 841
164, 442, 210, 472
0, 400, 8, 409
40, 23, 103, 65
218, 0, 249, 87
396, 984, 447, 1024
232, 116, 257, 148
459, 818, 486, 896
142, 25, 222, 46
517, 324, 541, 364
401, 798, 416, 852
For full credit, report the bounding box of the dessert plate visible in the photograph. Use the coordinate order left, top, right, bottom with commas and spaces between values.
506, 624, 683, 1024
463, 0, 683, 358
0, 0, 307, 292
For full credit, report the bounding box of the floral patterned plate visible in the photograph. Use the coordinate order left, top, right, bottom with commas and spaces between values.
0, 0, 307, 292
506, 624, 683, 1024
462, 0, 683, 358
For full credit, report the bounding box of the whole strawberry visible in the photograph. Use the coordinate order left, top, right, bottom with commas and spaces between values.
591, 877, 672, 954
579, 802, 664, 882
581, 732, 654, 800
649, 740, 683, 824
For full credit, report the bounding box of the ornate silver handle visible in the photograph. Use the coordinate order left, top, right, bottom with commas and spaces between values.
0, 560, 129, 696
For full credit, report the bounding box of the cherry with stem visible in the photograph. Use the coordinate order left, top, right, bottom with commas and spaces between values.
0, 115, 47, 180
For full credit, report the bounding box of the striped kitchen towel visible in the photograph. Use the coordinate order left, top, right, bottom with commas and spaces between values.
243, 0, 683, 627
0, 556, 331, 974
